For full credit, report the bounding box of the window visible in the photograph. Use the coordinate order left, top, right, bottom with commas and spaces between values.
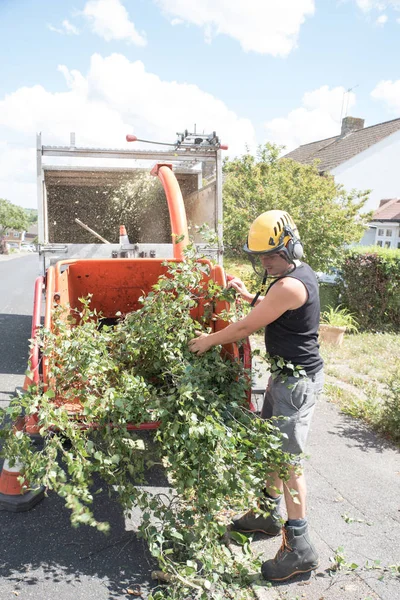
376, 225, 397, 249
13, 231, 19, 238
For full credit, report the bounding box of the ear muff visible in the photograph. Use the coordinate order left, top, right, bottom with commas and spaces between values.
283, 226, 304, 261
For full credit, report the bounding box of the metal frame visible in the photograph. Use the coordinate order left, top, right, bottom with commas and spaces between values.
36, 132, 224, 272
41, 147, 217, 161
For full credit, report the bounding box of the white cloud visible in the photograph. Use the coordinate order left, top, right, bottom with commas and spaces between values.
354, 0, 400, 10
376, 12, 388, 22
47, 24, 63, 34
154, 0, 315, 56
62, 20, 80, 35
47, 20, 80, 35
0, 178, 36, 210
264, 85, 356, 151
0, 144, 35, 184
82, 0, 147, 45
355, 0, 382, 9
0, 144, 36, 209
371, 79, 400, 113
0, 53, 256, 208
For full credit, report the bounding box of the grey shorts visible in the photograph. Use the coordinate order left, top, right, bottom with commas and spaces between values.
261, 369, 324, 461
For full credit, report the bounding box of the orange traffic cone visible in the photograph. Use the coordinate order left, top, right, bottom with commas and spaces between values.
119, 225, 130, 245
0, 458, 45, 512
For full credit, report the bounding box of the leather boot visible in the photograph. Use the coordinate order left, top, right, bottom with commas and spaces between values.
261, 523, 319, 581
231, 496, 282, 536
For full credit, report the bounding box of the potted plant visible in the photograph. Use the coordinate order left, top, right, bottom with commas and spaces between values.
319, 305, 359, 346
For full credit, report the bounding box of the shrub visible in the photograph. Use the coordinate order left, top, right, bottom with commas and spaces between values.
319, 283, 340, 313
377, 363, 400, 444
339, 246, 400, 331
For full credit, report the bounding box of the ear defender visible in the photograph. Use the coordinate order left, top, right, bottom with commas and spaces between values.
284, 226, 304, 261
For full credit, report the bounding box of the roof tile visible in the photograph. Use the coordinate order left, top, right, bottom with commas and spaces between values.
284, 117, 400, 172
372, 199, 400, 221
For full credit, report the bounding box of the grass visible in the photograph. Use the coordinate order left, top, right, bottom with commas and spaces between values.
320, 333, 400, 446
320, 332, 399, 385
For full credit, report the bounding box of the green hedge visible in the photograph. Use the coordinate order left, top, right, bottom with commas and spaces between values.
339, 246, 400, 331
319, 283, 340, 313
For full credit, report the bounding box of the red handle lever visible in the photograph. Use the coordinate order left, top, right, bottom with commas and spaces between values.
126, 134, 138, 142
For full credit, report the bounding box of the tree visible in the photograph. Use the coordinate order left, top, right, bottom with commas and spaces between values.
222, 144, 372, 272
24, 208, 38, 226
0, 198, 29, 237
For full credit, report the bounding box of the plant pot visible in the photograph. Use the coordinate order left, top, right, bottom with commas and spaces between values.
319, 324, 347, 346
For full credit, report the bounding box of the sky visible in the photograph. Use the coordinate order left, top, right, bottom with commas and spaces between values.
1, 0, 400, 209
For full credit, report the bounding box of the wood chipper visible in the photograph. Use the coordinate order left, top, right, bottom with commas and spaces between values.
0, 129, 253, 511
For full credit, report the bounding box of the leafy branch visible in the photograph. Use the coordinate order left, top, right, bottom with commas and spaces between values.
0, 246, 291, 599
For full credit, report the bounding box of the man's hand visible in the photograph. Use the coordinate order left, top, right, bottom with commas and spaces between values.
227, 276, 254, 303
188, 331, 212, 355
227, 276, 248, 296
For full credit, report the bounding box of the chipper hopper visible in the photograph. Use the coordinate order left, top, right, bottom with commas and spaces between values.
0, 130, 253, 511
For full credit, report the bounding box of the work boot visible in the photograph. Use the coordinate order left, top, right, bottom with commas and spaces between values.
261, 523, 319, 581
231, 496, 282, 536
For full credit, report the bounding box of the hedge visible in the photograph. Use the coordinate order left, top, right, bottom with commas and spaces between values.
339, 246, 400, 331
319, 282, 340, 313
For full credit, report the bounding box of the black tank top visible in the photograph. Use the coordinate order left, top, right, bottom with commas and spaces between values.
264, 262, 323, 375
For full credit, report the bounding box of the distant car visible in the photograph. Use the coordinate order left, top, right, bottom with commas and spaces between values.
315, 268, 340, 285
21, 243, 36, 252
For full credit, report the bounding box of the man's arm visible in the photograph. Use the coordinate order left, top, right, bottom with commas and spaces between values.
189, 277, 307, 355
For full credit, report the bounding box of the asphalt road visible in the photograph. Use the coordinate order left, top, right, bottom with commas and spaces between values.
0, 254, 41, 405
0, 254, 164, 600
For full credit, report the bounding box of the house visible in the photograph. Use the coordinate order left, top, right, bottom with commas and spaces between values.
24, 223, 38, 246
284, 116, 400, 213
3, 229, 24, 250
362, 198, 400, 249
3, 223, 37, 250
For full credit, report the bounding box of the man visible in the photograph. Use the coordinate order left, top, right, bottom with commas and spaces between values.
188, 210, 324, 582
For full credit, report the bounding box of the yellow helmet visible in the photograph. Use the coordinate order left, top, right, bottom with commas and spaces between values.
243, 210, 303, 260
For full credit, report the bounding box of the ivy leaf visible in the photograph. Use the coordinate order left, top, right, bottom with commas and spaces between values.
229, 531, 248, 545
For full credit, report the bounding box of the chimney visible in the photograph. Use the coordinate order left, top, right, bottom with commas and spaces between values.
341, 116, 365, 136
